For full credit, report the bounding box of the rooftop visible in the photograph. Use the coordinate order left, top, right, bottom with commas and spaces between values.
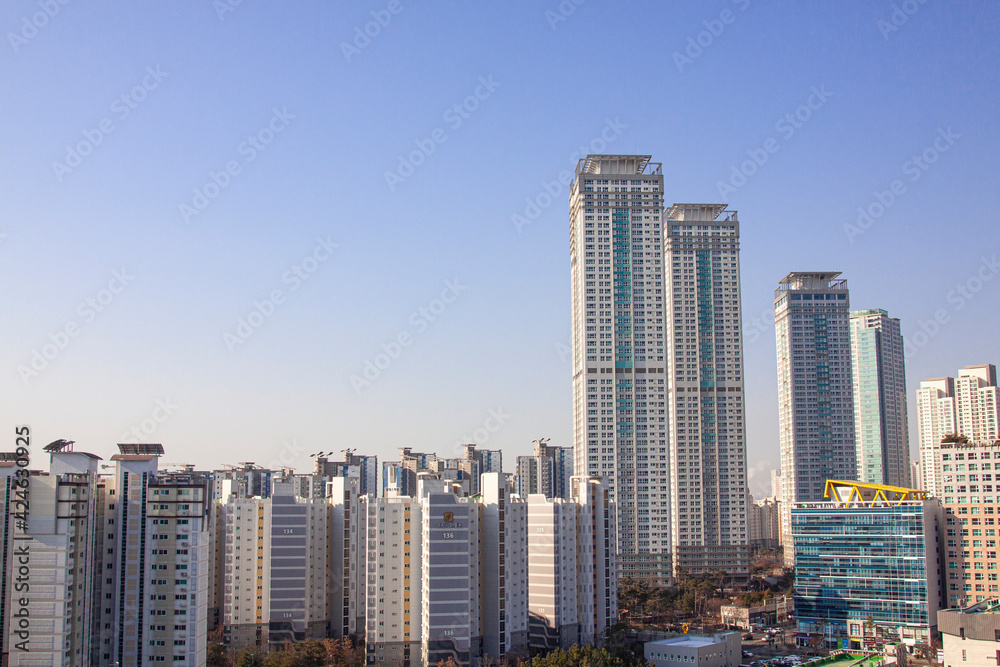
950, 598, 1000, 614
824, 479, 927, 506
849, 308, 889, 318
576, 154, 661, 175
647, 632, 736, 649
666, 203, 731, 222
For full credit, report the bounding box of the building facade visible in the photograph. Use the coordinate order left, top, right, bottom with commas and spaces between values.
220, 481, 338, 649
644, 632, 741, 667
747, 495, 781, 548
364, 473, 531, 667
665, 203, 749, 584
570, 154, 670, 584
525, 477, 617, 653
938, 599, 1000, 667
774, 272, 857, 561
849, 308, 910, 487
514, 439, 573, 500
933, 439, 1000, 608
918, 364, 999, 498
315, 451, 378, 496
792, 481, 942, 650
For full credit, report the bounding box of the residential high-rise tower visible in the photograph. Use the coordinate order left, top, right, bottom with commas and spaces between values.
774, 272, 857, 560
664, 203, 749, 584
849, 308, 911, 487
570, 155, 670, 583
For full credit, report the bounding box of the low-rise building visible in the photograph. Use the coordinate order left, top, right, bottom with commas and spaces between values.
720, 596, 791, 630
939, 599, 1000, 667
644, 632, 741, 667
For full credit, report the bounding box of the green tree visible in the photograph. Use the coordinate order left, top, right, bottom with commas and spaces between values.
525, 644, 644, 667
233, 646, 264, 667
207, 642, 228, 667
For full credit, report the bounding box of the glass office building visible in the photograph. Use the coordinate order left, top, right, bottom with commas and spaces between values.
791, 481, 943, 650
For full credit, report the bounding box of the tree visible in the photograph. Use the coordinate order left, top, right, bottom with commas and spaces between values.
207, 643, 228, 667
524, 644, 644, 667
324, 637, 364, 667
941, 433, 969, 444
233, 646, 264, 667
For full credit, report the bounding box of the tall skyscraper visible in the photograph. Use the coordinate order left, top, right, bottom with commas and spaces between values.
849, 308, 911, 487
917, 364, 1000, 497
774, 272, 857, 559
664, 203, 749, 584
570, 155, 670, 584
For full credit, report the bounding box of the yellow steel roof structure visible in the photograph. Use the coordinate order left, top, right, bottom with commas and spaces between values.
824, 480, 928, 507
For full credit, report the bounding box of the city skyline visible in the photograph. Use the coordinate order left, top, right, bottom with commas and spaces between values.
4, 3, 1000, 498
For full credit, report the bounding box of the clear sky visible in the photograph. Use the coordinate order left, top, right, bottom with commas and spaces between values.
3, 1, 999, 494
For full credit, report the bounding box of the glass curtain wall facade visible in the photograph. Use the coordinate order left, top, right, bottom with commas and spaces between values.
792, 500, 942, 649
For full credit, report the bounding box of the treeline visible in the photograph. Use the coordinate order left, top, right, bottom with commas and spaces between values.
207, 638, 364, 667
208, 641, 645, 667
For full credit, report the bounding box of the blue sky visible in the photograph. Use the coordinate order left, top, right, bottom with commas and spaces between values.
2, 1, 998, 494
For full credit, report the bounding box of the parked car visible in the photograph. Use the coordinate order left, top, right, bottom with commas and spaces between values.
743, 633, 754, 640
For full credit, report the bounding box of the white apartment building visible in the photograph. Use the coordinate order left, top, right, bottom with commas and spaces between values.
665, 203, 749, 584
919, 364, 1000, 497
220, 481, 334, 648
849, 308, 911, 487
363, 492, 423, 666
774, 272, 857, 561
7, 449, 102, 667
570, 154, 670, 584
526, 476, 617, 653
419, 480, 477, 667
364, 473, 530, 667
479, 474, 528, 660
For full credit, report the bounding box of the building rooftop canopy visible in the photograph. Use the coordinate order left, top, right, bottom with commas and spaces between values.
666, 203, 729, 221
824, 479, 927, 507
576, 154, 661, 175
